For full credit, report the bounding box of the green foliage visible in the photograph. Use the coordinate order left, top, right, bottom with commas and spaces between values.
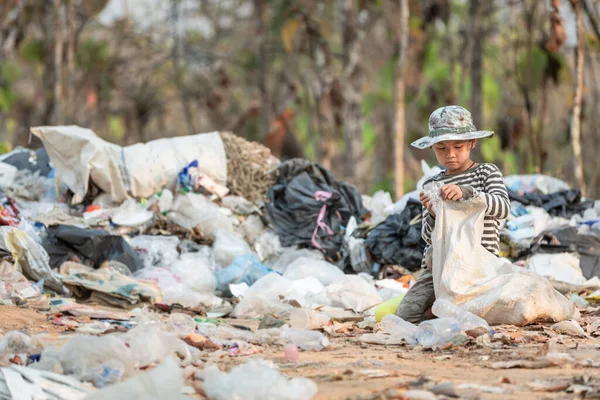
295, 108, 315, 159
482, 72, 500, 120
480, 135, 501, 163
371, 171, 395, 198
0, 142, 11, 156
0, 63, 19, 112
77, 39, 111, 72
362, 120, 377, 154
517, 46, 548, 92
107, 115, 125, 141
19, 39, 45, 64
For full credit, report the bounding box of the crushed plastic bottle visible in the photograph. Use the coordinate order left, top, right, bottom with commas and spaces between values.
279, 328, 329, 351
415, 317, 461, 347
380, 314, 418, 344
289, 309, 330, 330
432, 299, 492, 333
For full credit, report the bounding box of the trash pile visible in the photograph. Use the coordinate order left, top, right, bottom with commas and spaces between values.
0, 126, 597, 399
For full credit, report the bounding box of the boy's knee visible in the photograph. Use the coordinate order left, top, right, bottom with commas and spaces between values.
395, 271, 435, 324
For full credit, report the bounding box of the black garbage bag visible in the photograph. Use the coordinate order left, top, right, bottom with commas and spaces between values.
508, 189, 594, 218
365, 199, 425, 271
42, 225, 143, 273
522, 226, 600, 280
0, 148, 52, 176
265, 159, 368, 261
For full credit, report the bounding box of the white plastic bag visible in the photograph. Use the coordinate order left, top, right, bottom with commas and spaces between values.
362, 191, 393, 224
168, 193, 234, 239
31, 125, 227, 204
170, 254, 217, 293
232, 273, 298, 318
526, 253, 586, 285
212, 230, 252, 267
268, 248, 324, 274
283, 257, 344, 286
201, 359, 317, 400
386, 160, 442, 214
326, 275, 382, 313
428, 187, 578, 326
86, 356, 188, 400
129, 235, 180, 269
504, 174, 570, 194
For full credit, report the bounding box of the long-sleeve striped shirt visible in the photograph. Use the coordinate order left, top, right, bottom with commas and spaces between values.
421, 163, 510, 269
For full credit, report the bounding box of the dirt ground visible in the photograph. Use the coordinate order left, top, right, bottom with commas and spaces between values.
202, 335, 600, 400
2, 305, 599, 399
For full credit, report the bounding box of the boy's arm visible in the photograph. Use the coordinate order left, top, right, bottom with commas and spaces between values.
421, 208, 434, 245
460, 166, 510, 219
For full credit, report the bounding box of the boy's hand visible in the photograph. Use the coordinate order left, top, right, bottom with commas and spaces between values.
441, 184, 463, 201
419, 191, 436, 218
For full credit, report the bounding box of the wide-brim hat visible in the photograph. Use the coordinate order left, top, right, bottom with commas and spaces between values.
411, 105, 494, 149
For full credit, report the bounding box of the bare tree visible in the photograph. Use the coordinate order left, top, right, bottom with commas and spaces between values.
255, 0, 271, 138
66, 0, 75, 122
570, 0, 586, 194
53, 0, 64, 125
171, 0, 195, 134
394, 0, 409, 199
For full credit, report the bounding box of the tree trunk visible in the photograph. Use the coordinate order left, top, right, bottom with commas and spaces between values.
66, 0, 75, 122
523, 1, 539, 173
394, 0, 409, 199
171, 0, 195, 134
469, 0, 483, 128
570, 0, 586, 195
255, 0, 270, 138
53, 0, 64, 125
342, 0, 364, 186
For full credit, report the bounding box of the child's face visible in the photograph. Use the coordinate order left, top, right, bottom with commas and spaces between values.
432, 140, 475, 173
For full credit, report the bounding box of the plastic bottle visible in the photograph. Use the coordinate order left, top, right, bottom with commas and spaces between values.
380, 314, 418, 344
279, 328, 329, 351
431, 299, 491, 333
289, 309, 331, 330
415, 317, 461, 347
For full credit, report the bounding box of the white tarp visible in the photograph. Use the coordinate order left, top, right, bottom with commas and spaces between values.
31, 126, 227, 204
427, 183, 577, 326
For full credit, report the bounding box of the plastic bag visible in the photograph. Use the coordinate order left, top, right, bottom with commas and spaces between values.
254, 231, 282, 262
111, 199, 153, 227
42, 224, 144, 273
212, 230, 252, 267
504, 174, 570, 195
241, 214, 266, 245
386, 160, 443, 215
168, 193, 234, 240
34, 334, 134, 387
121, 324, 189, 369
232, 273, 299, 318
86, 356, 188, 400
526, 253, 586, 285
265, 159, 368, 261
201, 359, 317, 400
326, 275, 382, 312
366, 199, 426, 271
130, 235, 180, 269
134, 267, 222, 308
268, 248, 324, 274
362, 191, 393, 224
171, 253, 217, 293
428, 186, 578, 326
0, 331, 39, 354
282, 257, 344, 286
0, 227, 69, 295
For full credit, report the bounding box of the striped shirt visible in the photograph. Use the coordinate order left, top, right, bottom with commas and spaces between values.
421, 163, 510, 269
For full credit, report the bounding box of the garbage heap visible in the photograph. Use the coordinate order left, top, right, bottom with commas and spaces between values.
0, 126, 596, 399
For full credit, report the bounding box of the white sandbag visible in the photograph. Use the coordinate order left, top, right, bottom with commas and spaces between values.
31, 125, 227, 204
428, 185, 577, 326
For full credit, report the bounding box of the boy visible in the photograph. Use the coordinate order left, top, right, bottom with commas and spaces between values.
396, 106, 510, 324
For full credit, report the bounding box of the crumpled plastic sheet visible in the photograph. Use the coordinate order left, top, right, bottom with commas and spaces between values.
0, 226, 69, 295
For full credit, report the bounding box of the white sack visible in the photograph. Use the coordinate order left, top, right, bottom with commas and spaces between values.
428, 185, 577, 326
31, 126, 227, 204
